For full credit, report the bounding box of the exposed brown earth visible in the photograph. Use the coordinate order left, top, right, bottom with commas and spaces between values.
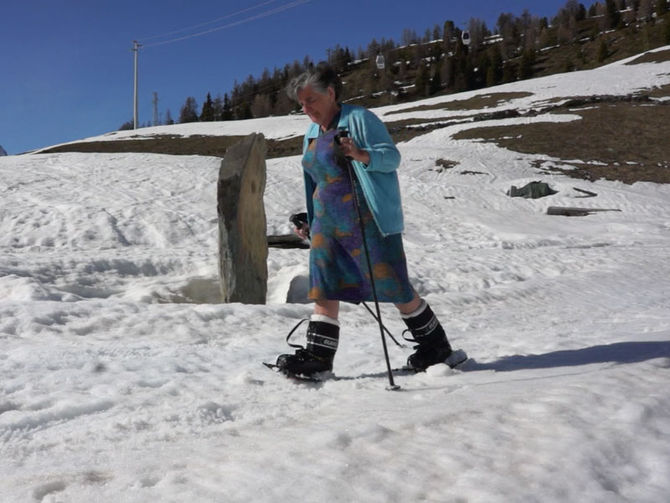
41, 82, 670, 184
41, 134, 304, 160
453, 101, 670, 184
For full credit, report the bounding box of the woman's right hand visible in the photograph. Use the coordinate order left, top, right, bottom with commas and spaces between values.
295, 223, 310, 241
290, 212, 310, 241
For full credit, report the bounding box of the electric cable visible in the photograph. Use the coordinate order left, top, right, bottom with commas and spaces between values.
140, 0, 279, 42
141, 0, 311, 48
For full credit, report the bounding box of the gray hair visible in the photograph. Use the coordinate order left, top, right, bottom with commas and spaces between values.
286, 62, 342, 102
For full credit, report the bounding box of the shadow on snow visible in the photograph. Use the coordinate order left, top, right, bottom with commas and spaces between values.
467, 340, 670, 373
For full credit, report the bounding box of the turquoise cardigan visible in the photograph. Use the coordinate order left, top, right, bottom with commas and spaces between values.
302, 104, 404, 237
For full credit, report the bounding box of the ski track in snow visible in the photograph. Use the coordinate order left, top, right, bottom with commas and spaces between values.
2, 51, 670, 502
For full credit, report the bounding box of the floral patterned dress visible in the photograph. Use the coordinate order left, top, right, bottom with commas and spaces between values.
302, 128, 414, 304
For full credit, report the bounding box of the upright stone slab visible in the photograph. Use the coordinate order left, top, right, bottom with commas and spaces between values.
217, 133, 268, 304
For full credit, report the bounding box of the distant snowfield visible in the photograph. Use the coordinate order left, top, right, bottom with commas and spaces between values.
2, 48, 670, 502
50, 45, 670, 150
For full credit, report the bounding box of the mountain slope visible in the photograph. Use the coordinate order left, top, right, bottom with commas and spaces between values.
42, 47, 670, 183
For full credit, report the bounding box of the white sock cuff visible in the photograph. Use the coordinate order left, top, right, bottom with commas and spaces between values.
310, 314, 340, 327
401, 299, 428, 319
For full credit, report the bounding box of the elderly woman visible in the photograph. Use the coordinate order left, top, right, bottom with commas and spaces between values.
274, 62, 465, 377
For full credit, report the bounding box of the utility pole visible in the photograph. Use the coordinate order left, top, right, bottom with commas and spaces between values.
152, 92, 159, 126
132, 41, 142, 129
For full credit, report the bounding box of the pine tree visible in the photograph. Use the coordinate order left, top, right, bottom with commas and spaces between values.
497, 12, 520, 59
486, 45, 503, 86
119, 119, 134, 131
556, 1, 580, 42
415, 62, 431, 97
212, 94, 224, 121
165, 109, 174, 125
273, 90, 294, 116
518, 49, 536, 80
436, 57, 448, 90
179, 97, 199, 123
605, 0, 622, 28
429, 64, 442, 95
443, 20, 456, 54
222, 94, 233, 121
236, 101, 252, 120
577, 3, 587, 21
597, 39, 609, 62
251, 94, 271, 117
402, 28, 418, 46
200, 93, 215, 122
465, 18, 489, 51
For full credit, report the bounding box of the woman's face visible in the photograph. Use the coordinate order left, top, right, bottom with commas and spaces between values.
297, 84, 338, 129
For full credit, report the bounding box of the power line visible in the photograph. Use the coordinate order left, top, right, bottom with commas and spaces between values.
140, 0, 279, 42
141, 0, 311, 48
131, 0, 312, 127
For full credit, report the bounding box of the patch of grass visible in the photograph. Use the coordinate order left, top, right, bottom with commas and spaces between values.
39, 93, 669, 185
648, 83, 670, 99
624, 48, 670, 65
453, 102, 670, 184
459, 170, 488, 176
430, 158, 460, 173
266, 136, 303, 158
384, 116, 471, 144
385, 108, 523, 144
538, 159, 670, 184
41, 134, 304, 159
41, 135, 244, 158
386, 115, 472, 128
386, 92, 533, 115
435, 159, 459, 170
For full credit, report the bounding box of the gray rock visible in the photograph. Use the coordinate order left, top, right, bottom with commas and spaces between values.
0, 145, 7, 156
217, 133, 268, 304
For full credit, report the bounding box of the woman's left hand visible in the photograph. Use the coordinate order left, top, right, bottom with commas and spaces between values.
338, 136, 371, 165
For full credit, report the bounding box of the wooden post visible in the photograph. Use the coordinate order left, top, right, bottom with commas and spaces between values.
217, 133, 268, 304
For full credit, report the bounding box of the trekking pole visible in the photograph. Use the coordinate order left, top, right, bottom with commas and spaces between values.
337, 129, 400, 391
361, 302, 405, 348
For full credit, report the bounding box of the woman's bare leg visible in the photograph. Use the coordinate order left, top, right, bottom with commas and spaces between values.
314, 299, 340, 320
394, 290, 422, 315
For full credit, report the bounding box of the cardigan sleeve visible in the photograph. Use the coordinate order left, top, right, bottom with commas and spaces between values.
302, 125, 318, 226
348, 108, 400, 174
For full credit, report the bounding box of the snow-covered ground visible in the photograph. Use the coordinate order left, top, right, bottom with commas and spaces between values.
2, 49, 670, 502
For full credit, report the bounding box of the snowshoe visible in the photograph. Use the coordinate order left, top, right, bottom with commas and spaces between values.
271, 315, 339, 379
402, 300, 466, 371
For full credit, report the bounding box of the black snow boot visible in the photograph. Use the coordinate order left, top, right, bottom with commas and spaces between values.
276, 315, 339, 377
402, 300, 461, 371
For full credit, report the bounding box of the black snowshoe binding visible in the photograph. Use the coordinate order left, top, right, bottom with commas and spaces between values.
402, 301, 467, 371
272, 316, 339, 379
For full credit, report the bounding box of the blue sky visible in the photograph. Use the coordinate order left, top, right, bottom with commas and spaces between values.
1, 0, 591, 154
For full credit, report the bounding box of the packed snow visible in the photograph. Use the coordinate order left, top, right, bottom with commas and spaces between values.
2, 49, 670, 502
